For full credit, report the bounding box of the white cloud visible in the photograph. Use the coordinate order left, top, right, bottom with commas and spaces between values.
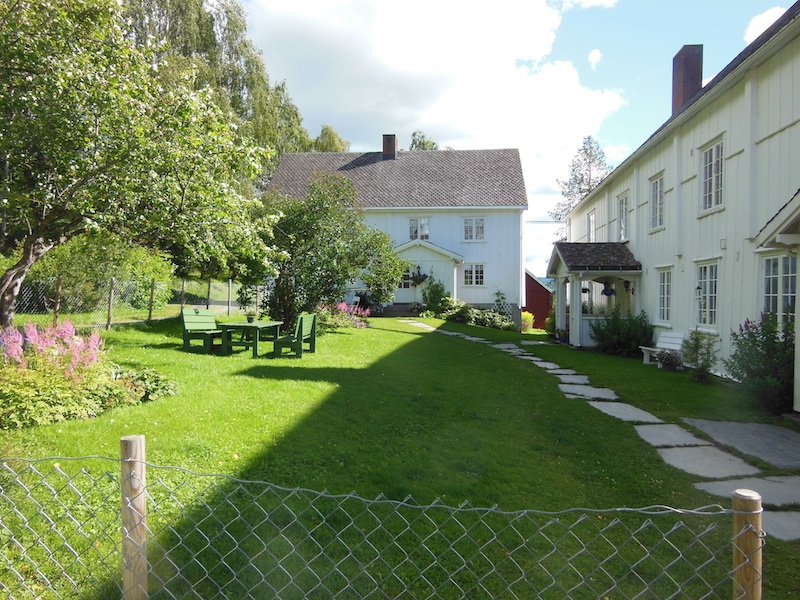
588, 49, 602, 71
242, 0, 627, 276
744, 7, 787, 44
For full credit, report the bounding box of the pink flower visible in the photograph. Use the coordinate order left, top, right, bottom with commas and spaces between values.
1, 327, 26, 367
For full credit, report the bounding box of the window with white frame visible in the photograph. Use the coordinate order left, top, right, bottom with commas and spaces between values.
697, 262, 719, 326
399, 268, 413, 289
464, 217, 484, 241
464, 264, 484, 286
764, 254, 796, 324
587, 211, 596, 242
409, 217, 429, 240
702, 139, 724, 211
658, 269, 672, 322
618, 194, 629, 241
650, 175, 664, 229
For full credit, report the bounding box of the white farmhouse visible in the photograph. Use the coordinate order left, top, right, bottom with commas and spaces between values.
547, 3, 800, 411
270, 135, 529, 320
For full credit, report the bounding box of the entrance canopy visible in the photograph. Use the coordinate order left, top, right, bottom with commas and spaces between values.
547, 242, 642, 347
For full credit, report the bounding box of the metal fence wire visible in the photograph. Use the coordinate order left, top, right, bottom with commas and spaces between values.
15, 277, 174, 329
0, 456, 764, 599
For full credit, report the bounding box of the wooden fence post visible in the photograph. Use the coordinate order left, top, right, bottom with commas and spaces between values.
147, 278, 155, 323
732, 488, 762, 600
52, 274, 62, 327
106, 277, 115, 330
121, 435, 148, 600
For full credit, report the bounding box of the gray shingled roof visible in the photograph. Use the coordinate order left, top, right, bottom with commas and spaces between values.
554, 242, 641, 271
269, 149, 528, 209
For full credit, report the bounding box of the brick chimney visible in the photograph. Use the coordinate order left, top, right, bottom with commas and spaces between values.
672, 45, 703, 115
382, 134, 398, 160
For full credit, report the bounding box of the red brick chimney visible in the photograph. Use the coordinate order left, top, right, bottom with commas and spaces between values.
672, 45, 703, 115
382, 134, 398, 160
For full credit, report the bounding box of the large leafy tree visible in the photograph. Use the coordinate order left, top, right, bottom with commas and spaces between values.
549, 135, 612, 224
408, 129, 440, 151
123, 0, 348, 180
265, 174, 406, 326
312, 124, 351, 153
0, 0, 268, 327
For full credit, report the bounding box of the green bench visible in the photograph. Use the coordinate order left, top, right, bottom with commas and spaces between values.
274, 313, 317, 357
181, 308, 227, 354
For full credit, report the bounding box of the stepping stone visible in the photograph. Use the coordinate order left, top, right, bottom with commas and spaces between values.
548, 369, 577, 375
634, 424, 712, 448
683, 419, 800, 470
531, 361, 562, 370
493, 343, 521, 350
516, 355, 542, 362
521, 340, 551, 345
763, 511, 800, 541
588, 401, 662, 422
560, 384, 618, 400
694, 476, 800, 507
557, 374, 590, 385
658, 446, 760, 478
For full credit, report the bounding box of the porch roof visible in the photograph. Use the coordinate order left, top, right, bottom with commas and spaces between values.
393, 239, 464, 263
547, 242, 642, 275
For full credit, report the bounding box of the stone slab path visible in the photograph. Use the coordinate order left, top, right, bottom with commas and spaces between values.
402, 322, 800, 541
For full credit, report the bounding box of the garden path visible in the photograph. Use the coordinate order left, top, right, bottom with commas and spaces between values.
401, 321, 800, 541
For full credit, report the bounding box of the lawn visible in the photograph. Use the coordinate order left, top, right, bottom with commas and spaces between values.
1, 316, 798, 597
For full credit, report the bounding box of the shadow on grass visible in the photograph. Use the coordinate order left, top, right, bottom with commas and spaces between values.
85, 321, 738, 598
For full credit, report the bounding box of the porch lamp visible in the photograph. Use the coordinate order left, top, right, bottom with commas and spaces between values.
695, 285, 702, 300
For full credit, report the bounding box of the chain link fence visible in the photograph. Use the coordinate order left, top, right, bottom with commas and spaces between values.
13, 277, 250, 329
0, 444, 764, 599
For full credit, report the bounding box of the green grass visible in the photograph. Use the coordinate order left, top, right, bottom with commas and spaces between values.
1, 318, 798, 597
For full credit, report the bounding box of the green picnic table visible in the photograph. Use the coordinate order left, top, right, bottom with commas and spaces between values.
220, 321, 283, 358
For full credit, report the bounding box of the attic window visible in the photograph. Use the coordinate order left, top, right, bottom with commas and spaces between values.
464, 217, 484, 241
409, 218, 429, 241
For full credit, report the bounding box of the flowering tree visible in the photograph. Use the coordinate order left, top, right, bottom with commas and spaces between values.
0, 0, 269, 327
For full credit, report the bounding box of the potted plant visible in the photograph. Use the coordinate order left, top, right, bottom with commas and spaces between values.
245, 309, 257, 323
657, 348, 682, 371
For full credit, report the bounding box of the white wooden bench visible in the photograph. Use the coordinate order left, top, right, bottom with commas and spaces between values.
640, 331, 685, 365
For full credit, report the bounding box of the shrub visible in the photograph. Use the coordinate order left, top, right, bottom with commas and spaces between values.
0, 321, 174, 429
681, 329, 718, 382
544, 309, 556, 338
26, 230, 174, 312
445, 302, 475, 324
316, 302, 371, 333
589, 307, 654, 357
724, 313, 794, 414
521, 311, 534, 332
422, 278, 450, 315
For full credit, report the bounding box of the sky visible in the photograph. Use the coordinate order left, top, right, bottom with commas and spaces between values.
241, 0, 789, 276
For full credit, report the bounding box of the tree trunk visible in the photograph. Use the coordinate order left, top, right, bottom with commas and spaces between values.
0, 236, 56, 328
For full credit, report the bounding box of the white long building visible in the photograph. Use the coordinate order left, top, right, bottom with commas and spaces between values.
547, 2, 800, 411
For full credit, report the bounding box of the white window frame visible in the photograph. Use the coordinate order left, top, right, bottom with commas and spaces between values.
587, 211, 596, 242
702, 139, 724, 211
696, 262, 719, 327
464, 263, 485, 286
658, 269, 672, 323
409, 217, 429, 241
463, 217, 485, 241
618, 194, 629, 241
399, 267, 413, 289
650, 175, 664, 230
764, 254, 796, 324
